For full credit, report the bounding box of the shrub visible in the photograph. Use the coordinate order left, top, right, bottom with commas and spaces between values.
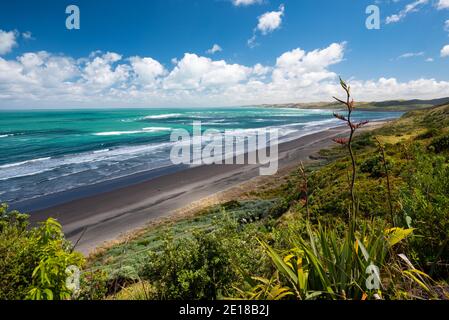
0, 204, 84, 300
77, 270, 109, 300
399, 151, 449, 277
429, 134, 449, 153
141, 233, 231, 300
360, 154, 385, 178
353, 133, 376, 149
140, 216, 270, 300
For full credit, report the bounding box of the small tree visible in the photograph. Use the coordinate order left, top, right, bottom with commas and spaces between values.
332, 78, 368, 222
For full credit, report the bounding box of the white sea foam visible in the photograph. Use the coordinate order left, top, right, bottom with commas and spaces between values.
0, 140, 173, 181
303, 118, 339, 128
94, 127, 171, 136
142, 127, 172, 132
0, 168, 55, 181
0, 118, 338, 182
143, 113, 182, 120
0, 157, 51, 169
95, 131, 143, 136
201, 121, 238, 126
0, 134, 12, 138
93, 148, 110, 154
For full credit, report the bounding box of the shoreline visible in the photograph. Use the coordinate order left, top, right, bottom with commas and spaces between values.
25, 121, 389, 254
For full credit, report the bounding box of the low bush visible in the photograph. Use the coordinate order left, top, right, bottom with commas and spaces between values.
399, 150, 449, 277
0, 204, 84, 300
360, 154, 385, 178
140, 216, 270, 300
429, 134, 449, 153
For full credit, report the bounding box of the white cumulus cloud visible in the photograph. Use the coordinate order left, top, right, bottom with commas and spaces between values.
441, 45, 449, 57
0, 29, 18, 55
129, 56, 166, 84
1, 42, 449, 108
163, 53, 252, 90
257, 4, 285, 34
272, 43, 345, 87
82, 52, 129, 88
206, 44, 223, 54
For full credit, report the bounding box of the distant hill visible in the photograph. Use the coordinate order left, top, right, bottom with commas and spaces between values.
254, 97, 449, 112
368, 97, 449, 108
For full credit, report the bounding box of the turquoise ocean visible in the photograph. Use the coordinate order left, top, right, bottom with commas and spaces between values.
0, 107, 402, 204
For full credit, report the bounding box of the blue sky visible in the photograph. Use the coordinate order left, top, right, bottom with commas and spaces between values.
0, 0, 448, 108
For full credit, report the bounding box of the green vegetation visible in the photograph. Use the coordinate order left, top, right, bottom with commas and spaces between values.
238, 224, 426, 300
88, 199, 277, 282
1, 83, 449, 300
0, 205, 84, 300
140, 217, 269, 300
